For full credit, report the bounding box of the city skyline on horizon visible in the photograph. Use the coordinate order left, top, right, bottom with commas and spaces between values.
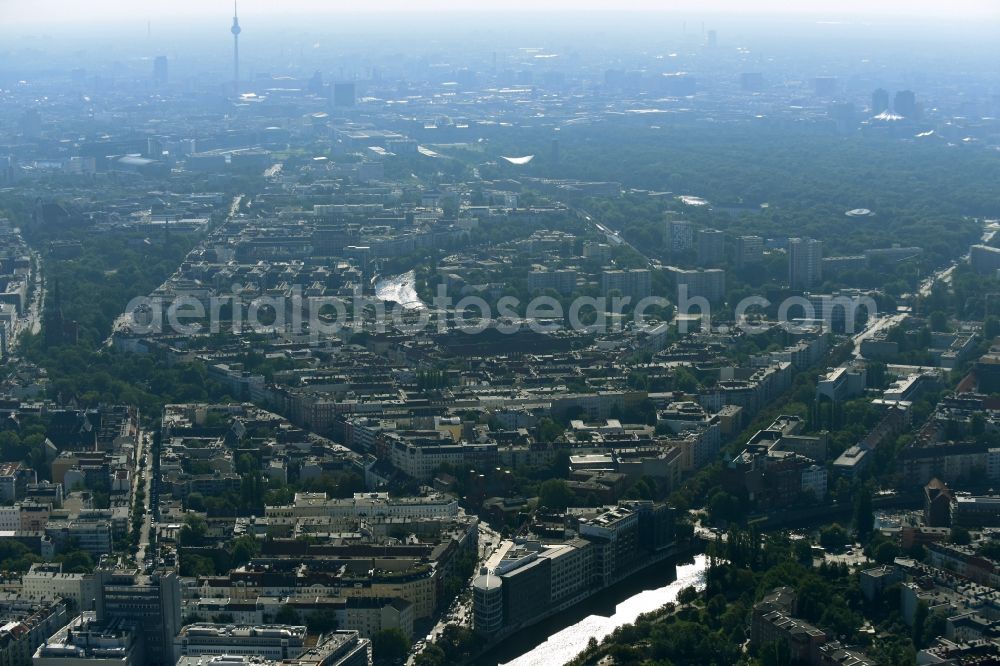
2, 0, 998, 29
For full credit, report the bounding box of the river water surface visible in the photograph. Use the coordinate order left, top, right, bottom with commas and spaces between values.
483, 554, 708, 666
374, 270, 427, 310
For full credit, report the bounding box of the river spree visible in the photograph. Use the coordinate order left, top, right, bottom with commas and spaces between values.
481, 554, 708, 666
374, 270, 426, 310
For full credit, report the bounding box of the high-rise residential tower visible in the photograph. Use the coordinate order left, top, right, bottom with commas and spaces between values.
872, 88, 889, 115
789, 237, 823, 290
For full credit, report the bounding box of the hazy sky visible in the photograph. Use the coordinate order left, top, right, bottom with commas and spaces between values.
2, 0, 998, 26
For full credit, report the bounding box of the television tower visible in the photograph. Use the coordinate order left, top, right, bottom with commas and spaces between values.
231, 1, 241, 94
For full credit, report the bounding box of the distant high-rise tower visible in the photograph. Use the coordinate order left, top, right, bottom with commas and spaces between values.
789, 237, 823, 290
231, 1, 241, 94
707, 29, 717, 47
153, 55, 168, 86
146, 136, 163, 159
696, 228, 726, 267
736, 235, 764, 268
894, 90, 918, 119
664, 219, 694, 255
871, 88, 889, 115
